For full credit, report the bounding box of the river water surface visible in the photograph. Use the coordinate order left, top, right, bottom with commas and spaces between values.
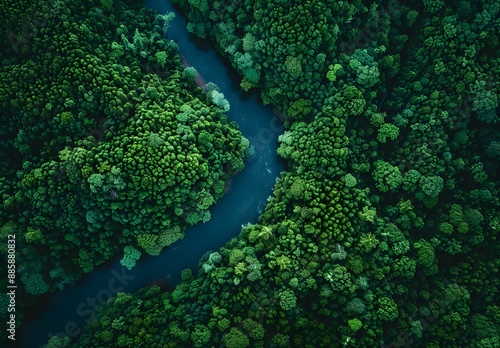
21, 1, 284, 346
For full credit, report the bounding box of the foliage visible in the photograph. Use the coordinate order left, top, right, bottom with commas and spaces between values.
4, 0, 498, 347
0, 0, 248, 338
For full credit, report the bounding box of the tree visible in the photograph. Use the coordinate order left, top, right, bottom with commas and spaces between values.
209, 90, 230, 111
372, 160, 403, 192
182, 67, 197, 80
284, 56, 302, 78
279, 289, 297, 310
190, 324, 211, 347
419, 175, 444, 198
377, 123, 399, 143
223, 328, 250, 348
120, 246, 141, 270
137, 234, 162, 256
377, 297, 398, 321
21, 272, 49, 295
43, 335, 71, 348
348, 318, 363, 332
344, 173, 357, 188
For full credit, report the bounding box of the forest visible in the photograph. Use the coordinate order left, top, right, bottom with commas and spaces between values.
0, 0, 249, 340
1, 0, 499, 347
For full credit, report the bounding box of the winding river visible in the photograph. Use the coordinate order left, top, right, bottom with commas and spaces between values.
21, 1, 285, 346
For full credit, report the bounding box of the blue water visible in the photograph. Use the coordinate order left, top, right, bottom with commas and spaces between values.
21, 1, 284, 346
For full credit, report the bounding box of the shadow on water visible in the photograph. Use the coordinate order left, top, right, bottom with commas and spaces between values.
21, 0, 285, 346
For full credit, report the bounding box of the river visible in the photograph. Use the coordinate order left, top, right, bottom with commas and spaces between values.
21, 1, 285, 346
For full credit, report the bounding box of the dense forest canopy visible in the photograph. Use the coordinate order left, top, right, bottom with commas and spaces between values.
1, 0, 499, 347
0, 0, 248, 337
